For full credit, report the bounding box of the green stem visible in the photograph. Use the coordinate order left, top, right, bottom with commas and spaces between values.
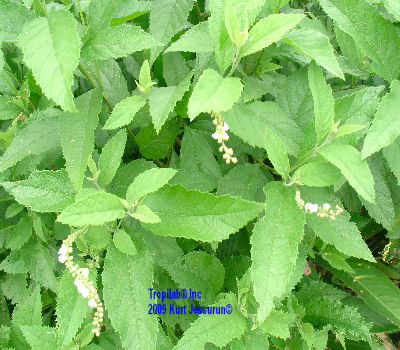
255, 157, 280, 176
0, 72, 18, 95
76, 0, 86, 28
227, 47, 241, 77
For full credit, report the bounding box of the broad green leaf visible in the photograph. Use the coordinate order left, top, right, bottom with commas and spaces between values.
5, 216, 32, 250
383, 0, 400, 21
0, 109, 61, 173
284, 28, 344, 79
98, 129, 127, 186
0, 273, 28, 308
251, 182, 305, 323
130, 204, 161, 223
81, 24, 160, 62
1, 170, 75, 212
103, 244, 157, 350
56, 270, 90, 346
225, 0, 242, 46
174, 293, 246, 350
171, 127, 221, 192
318, 0, 400, 82
142, 184, 264, 242
5, 203, 24, 219
57, 192, 126, 226
303, 187, 375, 262
0, 95, 24, 120
321, 246, 355, 274
166, 22, 213, 53
18, 9, 80, 111
261, 310, 295, 339
308, 61, 334, 142
113, 228, 137, 255
334, 124, 366, 139
223, 102, 303, 156
293, 160, 342, 187
383, 137, 400, 184
362, 80, 400, 159
316, 257, 400, 328
103, 95, 146, 130
319, 144, 375, 203
149, 71, 193, 132
126, 168, 177, 204
20, 326, 59, 350
163, 52, 190, 86
240, 14, 304, 58
139, 60, 152, 92
188, 69, 243, 120
264, 127, 289, 179
60, 88, 103, 191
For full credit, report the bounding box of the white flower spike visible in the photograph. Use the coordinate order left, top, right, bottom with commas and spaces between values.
210, 111, 237, 164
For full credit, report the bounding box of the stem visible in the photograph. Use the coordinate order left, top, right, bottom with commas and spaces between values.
153, 158, 167, 168
76, 0, 86, 28
227, 47, 241, 77
254, 157, 280, 176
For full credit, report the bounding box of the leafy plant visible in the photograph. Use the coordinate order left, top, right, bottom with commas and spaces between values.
0, 0, 400, 349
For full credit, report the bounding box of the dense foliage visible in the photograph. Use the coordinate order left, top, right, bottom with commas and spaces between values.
1, 0, 400, 349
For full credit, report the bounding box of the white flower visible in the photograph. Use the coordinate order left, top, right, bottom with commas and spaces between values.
305, 203, 313, 211
323, 203, 330, 210
58, 244, 67, 256
88, 298, 97, 308
58, 253, 67, 263
81, 268, 89, 277
223, 122, 229, 131
77, 285, 89, 298
311, 204, 319, 213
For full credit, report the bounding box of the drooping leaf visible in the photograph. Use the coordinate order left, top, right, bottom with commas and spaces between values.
141, 184, 264, 242
18, 9, 80, 111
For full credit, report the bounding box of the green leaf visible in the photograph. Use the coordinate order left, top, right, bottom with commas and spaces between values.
0, 95, 24, 120
103, 244, 157, 350
103, 95, 146, 130
284, 28, 344, 79
56, 270, 90, 346
188, 69, 243, 120
383, 137, 400, 185
383, 0, 400, 21
174, 293, 246, 350
60, 88, 103, 191
318, 0, 400, 82
150, 71, 193, 132
130, 204, 161, 223
303, 187, 375, 262
240, 14, 304, 58
142, 184, 264, 242
81, 24, 160, 62
308, 61, 334, 143
57, 192, 126, 226
293, 160, 342, 187
261, 310, 295, 339
264, 127, 290, 179
18, 9, 80, 111
126, 168, 177, 204
1, 170, 75, 212
362, 80, 400, 159
0, 109, 61, 173
20, 326, 59, 350
5, 203, 24, 219
0, 0, 36, 41
113, 228, 137, 255
98, 129, 127, 186
251, 182, 305, 323
166, 22, 213, 53
139, 60, 152, 92
5, 216, 32, 250
334, 124, 366, 139
319, 144, 375, 203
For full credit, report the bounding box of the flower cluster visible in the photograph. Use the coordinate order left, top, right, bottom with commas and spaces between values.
58, 231, 103, 337
295, 189, 344, 220
210, 111, 237, 164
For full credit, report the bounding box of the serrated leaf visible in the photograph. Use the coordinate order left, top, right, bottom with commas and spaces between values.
103, 244, 157, 350
251, 182, 305, 323
18, 9, 79, 111
334, 124, 366, 139
141, 184, 264, 242
150, 71, 193, 132
56, 270, 90, 346
1, 170, 75, 212
60, 88, 103, 191
319, 144, 375, 203
57, 192, 126, 226
240, 14, 304, 58
261, 310, 295, 339
318, 0, 400, 82
98, 129, 127, 186
126, 168, 177, 204
81, 24, 160, 62
113, 229, 137, 255
308, 61, 334, 142
293, 160, 342, 187
284, 28, 344, 79
174, 293, 246, 350
383, 137, 400, 185
264, 127, 289, 179
0, 109, 61, 173
0, 95, 24, 120
166, 22, 212, 53
303, 187, 375, 262
5, 203, 24, 219
362, 80, 400, 159
188, 69, 243, 120
130, 204, 161, 223
5, 216, 32, 250
103, 95, 146, 130
20, 326, 59, 350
